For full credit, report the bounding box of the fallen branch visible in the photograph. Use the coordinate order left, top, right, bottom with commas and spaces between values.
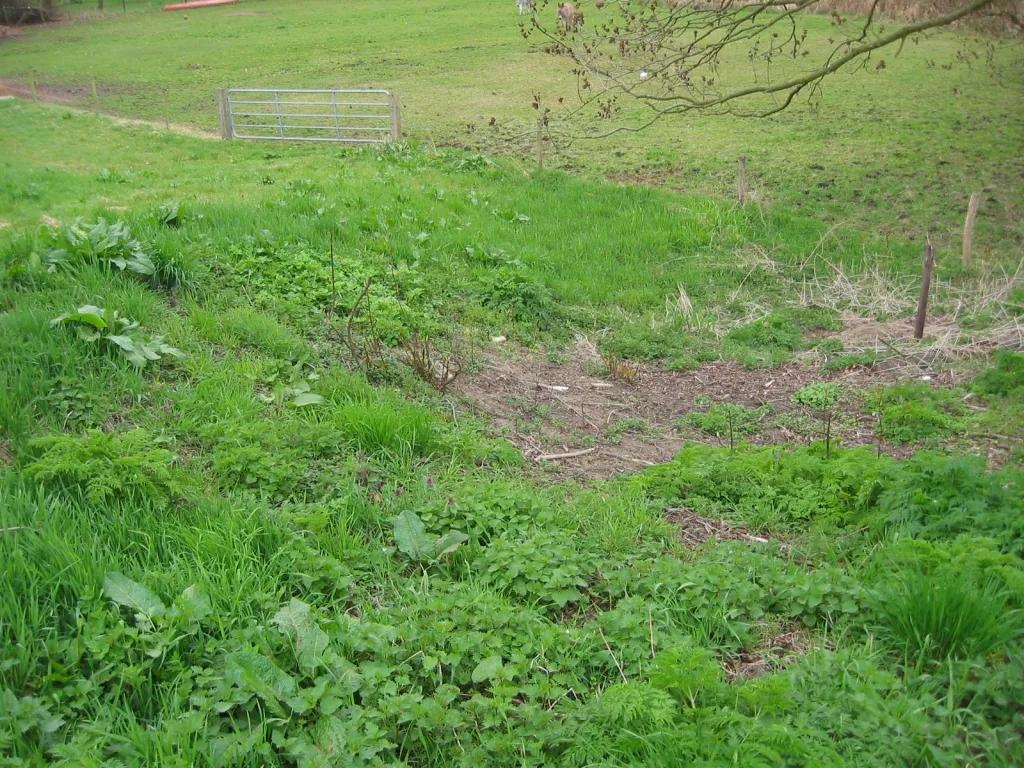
535, 447, 597, 462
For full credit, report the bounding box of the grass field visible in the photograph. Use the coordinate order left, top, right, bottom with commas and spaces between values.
2, 4, 1024, 765
1, 0, 1022, 259
2, 94, 1024, 765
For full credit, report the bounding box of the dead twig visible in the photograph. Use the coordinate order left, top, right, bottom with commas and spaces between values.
535, 447, 597, 462
598, 626, 628, 683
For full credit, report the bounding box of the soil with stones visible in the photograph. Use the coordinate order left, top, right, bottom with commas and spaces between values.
453, 336, 967, 481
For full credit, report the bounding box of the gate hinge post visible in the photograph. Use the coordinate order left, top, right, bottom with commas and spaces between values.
216, 88, 233, 140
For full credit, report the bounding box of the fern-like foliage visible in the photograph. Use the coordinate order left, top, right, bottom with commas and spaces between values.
649, 643, 725, 709
24, 430, 183, 506
562, 683, 678, 766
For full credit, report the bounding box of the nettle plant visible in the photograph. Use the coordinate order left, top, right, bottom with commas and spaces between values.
50, 305, 183, 367
791, 382, 844, 459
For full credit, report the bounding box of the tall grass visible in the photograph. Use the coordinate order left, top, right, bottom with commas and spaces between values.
872, 569, 1024, 666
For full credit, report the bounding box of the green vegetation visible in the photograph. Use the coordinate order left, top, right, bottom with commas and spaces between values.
682, 402, 771, 448
0, 0, 1022, 262
4, 101, 980, 370
974, 351, 1024, 400
2, 17, 1024, 765
866, 382, 968, 445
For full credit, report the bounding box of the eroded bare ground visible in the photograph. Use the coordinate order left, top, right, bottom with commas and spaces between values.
453, 330, 971, 481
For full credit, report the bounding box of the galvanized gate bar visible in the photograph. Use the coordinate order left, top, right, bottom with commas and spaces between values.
223, 88, 401, 144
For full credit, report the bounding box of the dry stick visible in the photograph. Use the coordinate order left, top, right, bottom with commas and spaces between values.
599, 626, 628, 683
345, 276, 373, 359
648, 608, 656, 659
91, 79, 98, 100
535, 119, 544, 171
914, 244, 936, 340
535, 447, 596, 462
738, 155, 747, 205
30, 80, 37, 100
962, 191, 981, 268
329, 228, 337, 311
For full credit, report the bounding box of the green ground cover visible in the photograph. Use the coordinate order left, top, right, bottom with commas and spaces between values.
1, 0, 1021, 260
1, 99, 1023, 765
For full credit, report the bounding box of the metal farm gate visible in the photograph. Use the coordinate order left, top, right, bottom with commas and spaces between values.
216, 88, 401, 144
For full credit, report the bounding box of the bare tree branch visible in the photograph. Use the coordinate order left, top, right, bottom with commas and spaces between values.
524, 0, 1008, 137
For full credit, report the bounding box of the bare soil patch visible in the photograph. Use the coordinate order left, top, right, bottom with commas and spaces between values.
608, 168, 687, 193
664, 507, 782, 550
724, 627, 819, 681
453, 337, 938, 480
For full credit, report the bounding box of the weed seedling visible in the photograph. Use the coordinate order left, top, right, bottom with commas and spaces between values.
791, 382, 843, 459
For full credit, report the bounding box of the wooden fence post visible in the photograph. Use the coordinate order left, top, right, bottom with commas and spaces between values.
914, 244, 936, 340
215, 88, 232, 140
388, 92, 402, 142
738, 156, 747, 205
535, 119, 544, 171
91, 79, 98, 100
962, 191, 981, 268
30, 80, 37, 100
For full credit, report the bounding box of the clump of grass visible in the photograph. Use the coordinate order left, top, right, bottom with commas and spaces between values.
724, 314, 804, 367
872, 570, 1024, 666
332, 400, 437, 458
973, 351, 1024, 400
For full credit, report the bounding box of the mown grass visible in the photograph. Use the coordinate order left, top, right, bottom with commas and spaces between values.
1, 0, 1021, 261
2, 83, 1024, 766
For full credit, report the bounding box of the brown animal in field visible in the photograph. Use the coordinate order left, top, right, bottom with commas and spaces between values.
558, 2, 582, 32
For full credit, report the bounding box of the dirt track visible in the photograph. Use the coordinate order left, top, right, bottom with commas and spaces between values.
0, 77, 218, 139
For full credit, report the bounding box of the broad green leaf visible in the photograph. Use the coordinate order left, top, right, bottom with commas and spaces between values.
127, 252, 156, 276
290, 392, 324, 407
271, 599, 329, 674
103, 572, 165, 616
134, 340, 163, 361
157, 342, 185, 359
434, 530, 469, 558
393, 510, 433, 560
53, 305, 108, 329
471, 655, 503, 683
225, 651, 297, 716
179, 585, 212, 620
312, 716, 351, 759
105, 335, 137, 353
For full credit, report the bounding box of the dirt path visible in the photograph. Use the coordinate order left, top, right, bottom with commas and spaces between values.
0, 78, 219, 139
